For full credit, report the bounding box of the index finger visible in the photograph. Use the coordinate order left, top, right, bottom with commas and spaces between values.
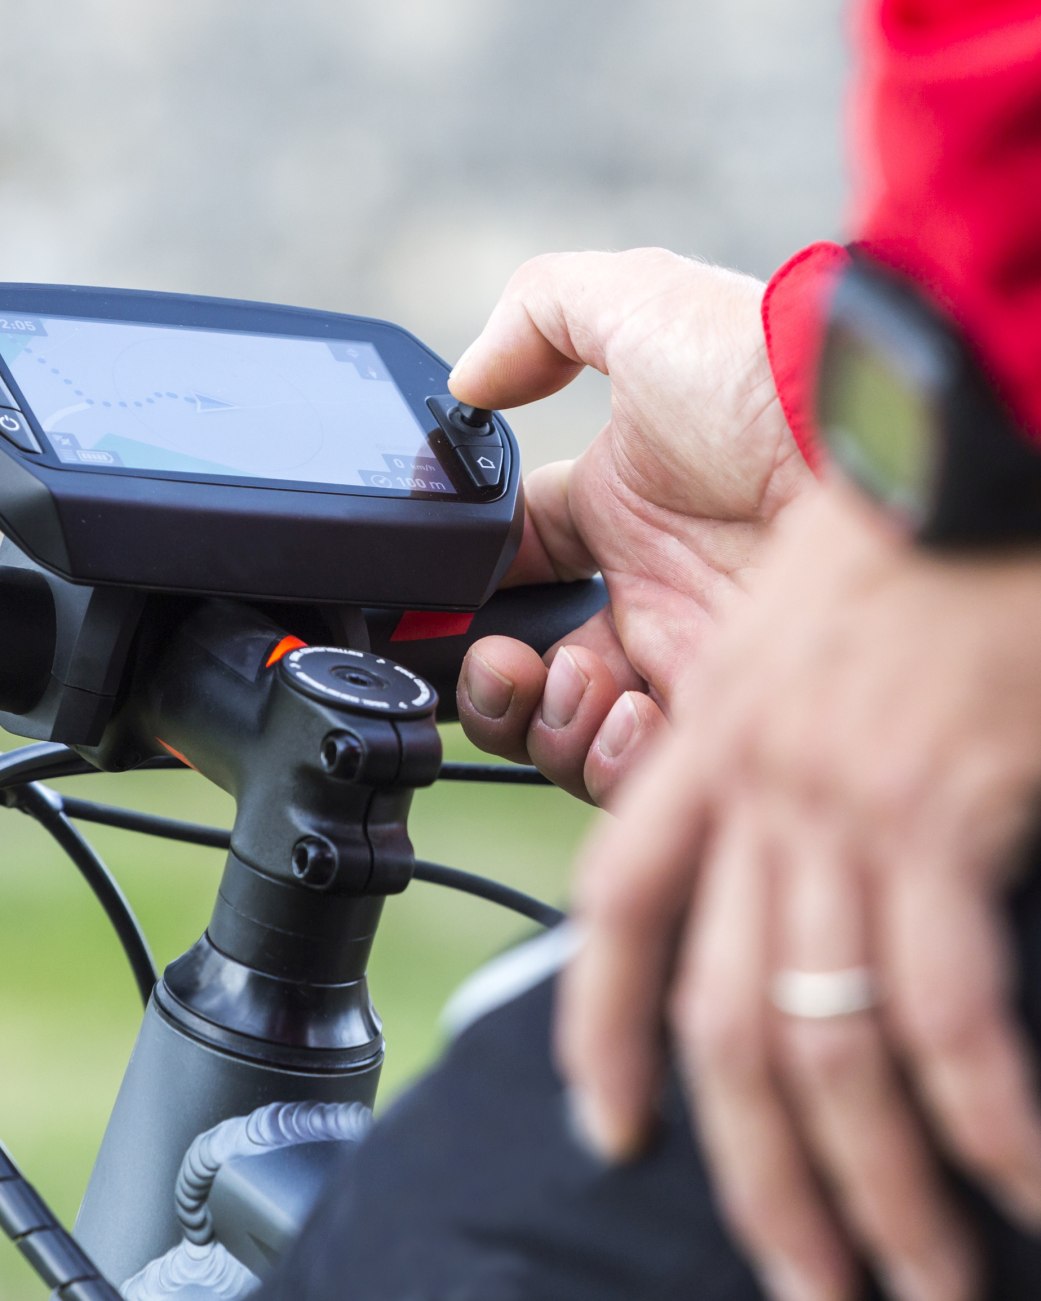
447, 248, 698, 410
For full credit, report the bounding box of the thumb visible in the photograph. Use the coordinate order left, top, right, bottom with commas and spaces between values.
500, 459, 599, 587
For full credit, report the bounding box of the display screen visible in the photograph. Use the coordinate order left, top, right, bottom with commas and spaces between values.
0, 312, 456, 495
819, 325, 933, 521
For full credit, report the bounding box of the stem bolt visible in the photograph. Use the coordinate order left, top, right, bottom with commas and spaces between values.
320, 729, 364, 780
291, 835, 338, 888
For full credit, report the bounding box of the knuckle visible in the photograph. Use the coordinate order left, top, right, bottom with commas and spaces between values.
891, 987, 985, 1061
618, 245, 686, 275
750, 722, 833, 804
505, 250, 569, 294
678, 985, 764, 1084
779, 1019, 877, 1093
850, 764, 922, 830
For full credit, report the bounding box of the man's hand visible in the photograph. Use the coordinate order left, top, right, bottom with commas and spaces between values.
450, 248, 813, 803
559, 485, 1041, 1301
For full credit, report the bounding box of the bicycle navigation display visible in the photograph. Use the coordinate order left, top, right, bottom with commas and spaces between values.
0, 284, 521, 608
0, 314, 456, 495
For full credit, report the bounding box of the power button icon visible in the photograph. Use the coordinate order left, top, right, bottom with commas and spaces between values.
0, 409, 41, 453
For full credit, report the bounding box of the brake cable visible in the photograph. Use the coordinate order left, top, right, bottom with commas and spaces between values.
0, 747, 565, 1011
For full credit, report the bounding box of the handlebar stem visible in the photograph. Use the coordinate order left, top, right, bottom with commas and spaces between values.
83, 596, 442, 1049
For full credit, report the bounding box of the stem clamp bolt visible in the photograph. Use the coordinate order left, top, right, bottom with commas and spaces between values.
291, 835, 338, 889
320, 730, 364, 780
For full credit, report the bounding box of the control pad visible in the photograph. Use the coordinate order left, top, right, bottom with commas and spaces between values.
426, 394, 505, 490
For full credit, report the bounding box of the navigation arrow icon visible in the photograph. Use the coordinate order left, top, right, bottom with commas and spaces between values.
192, 392, 234, 412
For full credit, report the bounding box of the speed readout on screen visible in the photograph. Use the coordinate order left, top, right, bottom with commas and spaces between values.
0, 313, 453, 494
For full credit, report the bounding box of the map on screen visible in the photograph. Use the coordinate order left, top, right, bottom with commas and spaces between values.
0, 313, 454, 494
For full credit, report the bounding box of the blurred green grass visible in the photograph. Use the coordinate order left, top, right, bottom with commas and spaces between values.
0, 724, 592, 1297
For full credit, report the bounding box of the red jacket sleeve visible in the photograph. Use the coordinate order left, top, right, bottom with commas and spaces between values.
762, 242, 850, 473
764, 0, 1041, 469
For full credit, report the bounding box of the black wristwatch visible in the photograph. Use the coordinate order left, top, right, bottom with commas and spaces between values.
816, 254, 1041, 547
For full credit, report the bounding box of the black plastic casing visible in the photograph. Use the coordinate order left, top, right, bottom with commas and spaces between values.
0, 285, 522, 609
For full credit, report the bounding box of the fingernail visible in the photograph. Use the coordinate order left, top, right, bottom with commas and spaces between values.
565, 1087, 640, 1163
466, 653, 514, 720
597, 693, 638, 759
759, 1262, 824, 1301
541, 649, 588, 730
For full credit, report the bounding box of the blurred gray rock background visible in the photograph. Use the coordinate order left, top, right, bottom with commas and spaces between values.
0, 0, 846, 465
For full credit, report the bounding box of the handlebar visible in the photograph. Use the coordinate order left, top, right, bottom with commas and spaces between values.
0, 525, 608, 746
365, 578, 608, 720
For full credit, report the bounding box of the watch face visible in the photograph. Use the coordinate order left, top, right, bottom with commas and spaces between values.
819, 258, 1041, 548
819, 321, 935, 523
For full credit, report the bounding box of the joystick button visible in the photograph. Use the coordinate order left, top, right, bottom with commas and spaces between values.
0, 410, 40, 454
